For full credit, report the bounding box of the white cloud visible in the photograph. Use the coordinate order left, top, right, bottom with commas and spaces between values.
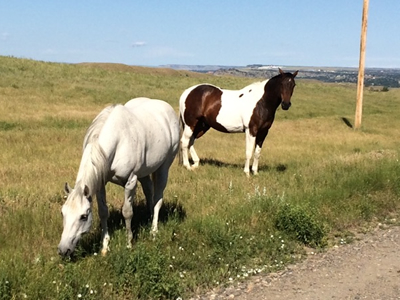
132, 41, 146, 47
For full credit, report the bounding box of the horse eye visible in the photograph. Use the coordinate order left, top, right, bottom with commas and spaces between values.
80, 214, 88, 221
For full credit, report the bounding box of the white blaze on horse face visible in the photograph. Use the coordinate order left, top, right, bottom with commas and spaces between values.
58, 190, 93, 255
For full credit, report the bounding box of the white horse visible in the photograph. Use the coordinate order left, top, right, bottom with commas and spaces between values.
58, 97, 180, 256
179, 69, 298, 176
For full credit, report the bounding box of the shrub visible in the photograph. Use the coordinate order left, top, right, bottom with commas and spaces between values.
275, 203, 327, 247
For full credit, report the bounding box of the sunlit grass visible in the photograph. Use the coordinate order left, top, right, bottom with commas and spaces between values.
1, 56, 400, 299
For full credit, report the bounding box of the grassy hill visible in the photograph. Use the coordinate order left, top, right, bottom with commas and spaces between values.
1, 56, 400, 299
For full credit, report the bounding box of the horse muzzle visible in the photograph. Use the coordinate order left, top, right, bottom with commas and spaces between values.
58, 245, 73, 257
58, 236, 78, 257
281, 101, 291, 110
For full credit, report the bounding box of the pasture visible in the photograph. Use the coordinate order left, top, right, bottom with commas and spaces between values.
1, 56, 400, 299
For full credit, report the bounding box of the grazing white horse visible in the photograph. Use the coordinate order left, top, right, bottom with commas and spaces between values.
179, 69, 298, 176
58, 97, 180, 256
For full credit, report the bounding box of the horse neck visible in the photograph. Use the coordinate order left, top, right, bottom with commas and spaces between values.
262, 76, 282, 110
75, 142, 108, 196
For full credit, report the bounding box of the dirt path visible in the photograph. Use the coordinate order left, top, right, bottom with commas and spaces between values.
192, 225, 400, 300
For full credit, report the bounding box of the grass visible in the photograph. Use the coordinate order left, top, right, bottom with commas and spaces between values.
0, 55, 400, 299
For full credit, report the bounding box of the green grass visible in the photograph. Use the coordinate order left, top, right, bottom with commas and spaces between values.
1, 55, 400, 299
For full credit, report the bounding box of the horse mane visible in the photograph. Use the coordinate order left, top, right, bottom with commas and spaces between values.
83, 104, 117, 148
76, 105, 117, 194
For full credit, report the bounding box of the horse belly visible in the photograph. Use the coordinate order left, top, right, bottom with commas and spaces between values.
108, 145, 169, 184
112, 129, 177, 180
215, 104, 245, 133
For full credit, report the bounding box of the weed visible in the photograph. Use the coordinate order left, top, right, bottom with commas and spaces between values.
275, 203, 327, 247
0, 278, 11, 300
0, 121, 22, 131
109, 241, 183, 299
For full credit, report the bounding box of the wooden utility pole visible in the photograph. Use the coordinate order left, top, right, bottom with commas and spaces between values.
355, 0, 369, 129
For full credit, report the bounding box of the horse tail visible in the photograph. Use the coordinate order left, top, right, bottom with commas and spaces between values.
177, 113, 184, 165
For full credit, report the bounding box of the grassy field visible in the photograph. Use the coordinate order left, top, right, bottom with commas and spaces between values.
1, 55, 400, 299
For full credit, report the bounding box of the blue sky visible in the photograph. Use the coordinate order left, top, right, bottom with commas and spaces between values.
1, 1, 399, 68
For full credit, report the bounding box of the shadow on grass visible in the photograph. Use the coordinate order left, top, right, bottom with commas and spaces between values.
341, 117, 353, 128
73, 198, 186, 259
200, 158, 288, 173
200, 158, 242, 169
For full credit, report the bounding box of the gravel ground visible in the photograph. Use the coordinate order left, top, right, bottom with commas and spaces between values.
191, 225, 400, 300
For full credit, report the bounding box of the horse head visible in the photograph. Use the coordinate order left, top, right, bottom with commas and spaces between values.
278, 68, 298, 110
58, 182, 93, 257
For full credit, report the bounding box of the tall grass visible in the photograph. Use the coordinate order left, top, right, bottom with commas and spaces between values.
0, 56, 399, 299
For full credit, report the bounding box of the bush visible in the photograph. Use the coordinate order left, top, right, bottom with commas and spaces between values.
275, 203, 327, 247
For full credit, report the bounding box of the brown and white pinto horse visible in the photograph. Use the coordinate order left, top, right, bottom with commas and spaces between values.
179, 69, 298, 176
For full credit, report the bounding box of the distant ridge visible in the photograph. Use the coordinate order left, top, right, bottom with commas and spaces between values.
160, 64, 242, 72
161, 64, 400, 88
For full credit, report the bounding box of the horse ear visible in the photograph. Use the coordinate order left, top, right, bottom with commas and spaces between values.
279, 68, 284, 75
83, 185, 90, 198
64, 182, 72, 194
293, 70, 299, 77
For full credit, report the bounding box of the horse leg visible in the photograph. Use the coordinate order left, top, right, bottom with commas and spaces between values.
180, 125, 194, 170
252, 129, 269, 175
150, 165, 170, 235
244, 129, 256, 177
96, 185, 110, 256
252, 145, 262, 175
138, 175, 154, 220
190, 121, 210, 169
188, 135, 200, 169
123, 173, 138, 249
181, 119, 209, 170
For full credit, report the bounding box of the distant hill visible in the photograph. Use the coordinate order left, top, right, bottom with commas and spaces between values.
163, 64, 400, 88
160, 64, 241, 72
